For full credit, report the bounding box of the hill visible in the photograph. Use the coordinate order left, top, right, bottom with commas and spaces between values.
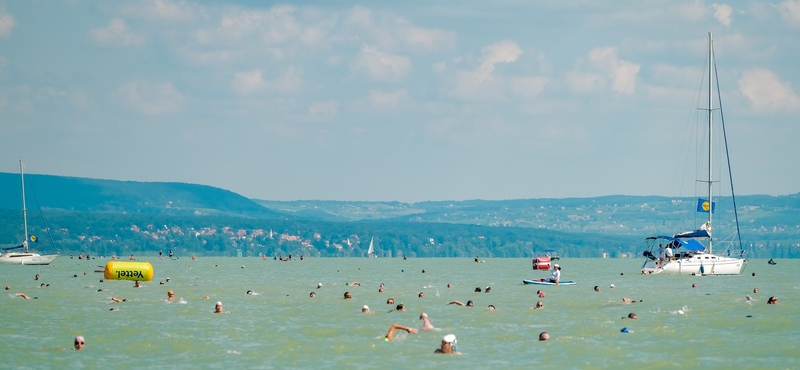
0, 172, 285, 218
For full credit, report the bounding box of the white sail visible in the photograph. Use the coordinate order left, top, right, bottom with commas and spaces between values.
367, 237, 377, 258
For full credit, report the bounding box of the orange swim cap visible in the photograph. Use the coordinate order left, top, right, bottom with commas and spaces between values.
168, 291, 174, 295
203, 296, 209, 299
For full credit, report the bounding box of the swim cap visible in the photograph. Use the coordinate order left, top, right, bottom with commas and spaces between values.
443, 334, 457, 349
621, 327, 629, 333
363, 305, 369, 310
466, 300, 473, 306
610, 284, 615, 288
168, 291, 173, 295
216, 301, 222, 305
75, 335, 85, 342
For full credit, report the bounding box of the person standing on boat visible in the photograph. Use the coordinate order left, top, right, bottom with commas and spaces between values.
665, 244, 674, 261
657, 245, 665, 268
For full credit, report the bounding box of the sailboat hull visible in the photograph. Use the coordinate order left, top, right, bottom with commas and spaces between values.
0, 253, 59, 265
641, 255, 747, 276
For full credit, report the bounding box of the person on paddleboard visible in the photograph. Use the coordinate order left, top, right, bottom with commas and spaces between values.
546, 264, 561, 285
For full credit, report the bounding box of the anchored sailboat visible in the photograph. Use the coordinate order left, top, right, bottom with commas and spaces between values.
0, 160, 60, 265
640, 33, 747, 276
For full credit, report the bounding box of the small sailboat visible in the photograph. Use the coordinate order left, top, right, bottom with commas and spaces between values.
640, 33, 747, 276
367, 237, 377, 258
0, 160, 59, 265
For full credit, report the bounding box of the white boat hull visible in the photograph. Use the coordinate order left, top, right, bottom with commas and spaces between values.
0, 253, 59, 265
641, 254, 747, 275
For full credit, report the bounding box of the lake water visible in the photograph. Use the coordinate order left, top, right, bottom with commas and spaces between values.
1, 257, 797, 369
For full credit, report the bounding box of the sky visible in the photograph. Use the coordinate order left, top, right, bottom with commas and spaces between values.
0, 0, 798, 202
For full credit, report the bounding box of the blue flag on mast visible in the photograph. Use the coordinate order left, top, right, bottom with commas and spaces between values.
696, 198, 715, 213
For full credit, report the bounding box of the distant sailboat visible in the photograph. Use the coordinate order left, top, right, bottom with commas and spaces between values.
0, 160, 59, 265
367, 237, 377, 258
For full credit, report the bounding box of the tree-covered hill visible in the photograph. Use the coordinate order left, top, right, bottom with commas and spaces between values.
0, 172, 286, 218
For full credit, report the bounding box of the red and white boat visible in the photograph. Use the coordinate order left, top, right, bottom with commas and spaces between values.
532, 256, 551, 270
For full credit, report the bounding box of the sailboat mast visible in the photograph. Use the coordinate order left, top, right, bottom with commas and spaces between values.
707, 32, 714, 254
20, 160, 29, 253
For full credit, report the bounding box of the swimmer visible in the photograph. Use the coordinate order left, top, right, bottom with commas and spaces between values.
622, 297, 642, 304
448, 300, 474, 307
380, 283, 385, 289
767, 296, 777, 304
15, 293, 31, 299
362, 305, 375, 314
418, 292, 424, 298
317, 283, 322, 289
166, 278, 170, 282
626, 313, 637, 319
447, 283, 452, 288
419, 313, 435, 330
384, 324, 416, 341
434, 334, 462, 354
692, 283, 697, 288
394, 304, 406, 311
110, 297, 126, 303
74, 336, 85, 350
422, 270, 425, 273
387, 298, 394, 305
537, 290, 545, 298
754, 288, 759, 294
487, 305, 496, 310
246, 290, 253, 295
349, 282, 361, 286
310, 292, 316, 298
531, 301, 544, 309
35, 274, 40, 281
344, 292, 353, 299
159, 281, 165, 285
485, 287, 491, 293
610, 284, 615, 288
134, 281, 142, 288
594, 286, 600, 292
379, 288, 384, 293
4, 286, 9, 290
167, 290, 177, 302
214, 301, 223, 313
539, 332, 550, 341
475, 287, 482, 292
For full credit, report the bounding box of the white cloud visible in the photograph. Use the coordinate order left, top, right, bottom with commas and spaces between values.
352, 45, 410, 82
369, 89, 408, 111
399, 26, 456, 52
569, 47, 640, 95
308, 100, 339, 118
114, 81, 186, 115
90, 19, 145, 47
232, 67, 304, 96
712, 3, 733, 27
121, 0, 200, 21
0, 8, 16, 37
232, 70, 266, 96
777, 0, 800, 26
479, 40, 523, 78
738, 68, 800, 111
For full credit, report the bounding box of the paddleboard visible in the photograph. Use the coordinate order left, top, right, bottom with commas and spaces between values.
523, 279, 576, 285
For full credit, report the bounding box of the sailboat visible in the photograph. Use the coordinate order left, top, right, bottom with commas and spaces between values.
0, 160, 60, 265
367, 237, 377, 258
640, 33, 747, 276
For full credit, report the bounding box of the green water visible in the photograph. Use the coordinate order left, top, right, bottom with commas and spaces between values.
1, 257, 797, 369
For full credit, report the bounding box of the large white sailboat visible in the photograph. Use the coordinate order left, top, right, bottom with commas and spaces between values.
640, 33, 747, 276
0, 160, 59, 265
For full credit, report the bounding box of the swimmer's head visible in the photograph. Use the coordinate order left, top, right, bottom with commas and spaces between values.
539, 332, 550, 341
362, 305, 369, 312
167, 291, 174, 297
215, 302, 223, 313
442, 334, 457, 350
309, 292, 316, 297
466, 300, 474, 307
610, 284, 615, 288
420, 313, 428, 319
396, 303, 405, 311
387, 298, 394, 304
74, 336, 85, 350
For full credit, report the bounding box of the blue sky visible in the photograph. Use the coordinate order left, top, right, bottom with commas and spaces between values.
1, 1, 798, 202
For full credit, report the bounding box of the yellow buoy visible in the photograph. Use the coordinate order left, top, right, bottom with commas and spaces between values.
104, 261, 154, 281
